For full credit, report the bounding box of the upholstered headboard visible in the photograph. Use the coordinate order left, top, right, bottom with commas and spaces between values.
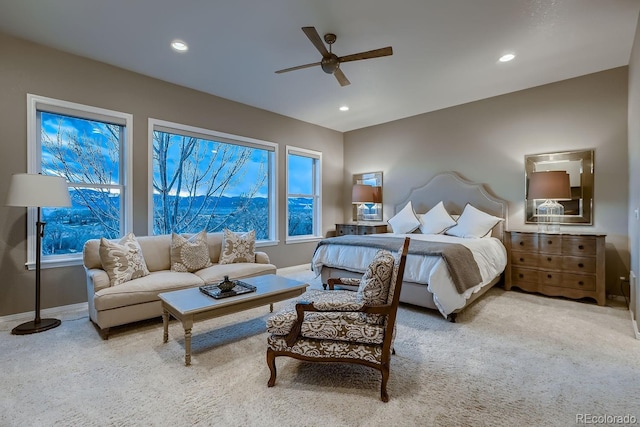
393, 172, 508, 241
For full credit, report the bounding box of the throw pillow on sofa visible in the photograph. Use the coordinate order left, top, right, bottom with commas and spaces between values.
99, 232, 150, 286
170, 230, 213, 272
219, 229, 255, 264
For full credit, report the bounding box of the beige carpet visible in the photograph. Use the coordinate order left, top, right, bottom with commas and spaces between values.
1, 268, 639, 427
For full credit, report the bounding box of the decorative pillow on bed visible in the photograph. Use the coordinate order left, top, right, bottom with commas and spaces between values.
357, 249, 395, 307
388, 201, 421, 234
219, 229, 256, 264
418, 201, 457, 234
171, 230, 212, 272
99, 233, 150, 286
445, 204, 503, 238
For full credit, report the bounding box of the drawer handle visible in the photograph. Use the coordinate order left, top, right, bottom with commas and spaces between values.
578, 245, 584, 250
547, 257, 552, 262
578, 281, 584, 286
547, 274, 552, 279
547, 240, 553, 244
519, 257, 525, 262
578, 263, 584, 268
519, 242, 524, 246
518, 274, 524, 278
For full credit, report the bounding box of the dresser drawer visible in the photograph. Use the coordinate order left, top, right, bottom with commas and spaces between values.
562, 256, 596, 274
562, 236, 597, 256
511, 252, 539, 268
537, 253, 563, 270
539, 270, 562, 286
510, 233, 538, 252
336, 225, 356, 235
511, 267, 538, 284
539, 234, 562, 254
559, 273, 596, 291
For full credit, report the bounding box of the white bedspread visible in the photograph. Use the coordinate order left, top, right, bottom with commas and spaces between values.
311, 233, 507, 316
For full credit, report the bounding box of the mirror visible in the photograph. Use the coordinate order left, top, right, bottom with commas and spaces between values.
352, 172, 383, 221
525, 150, 594, 225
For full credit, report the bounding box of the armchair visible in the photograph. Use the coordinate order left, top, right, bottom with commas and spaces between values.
266, 237, 410, 402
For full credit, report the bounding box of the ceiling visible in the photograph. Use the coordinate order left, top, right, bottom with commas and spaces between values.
0, 0, 639, 132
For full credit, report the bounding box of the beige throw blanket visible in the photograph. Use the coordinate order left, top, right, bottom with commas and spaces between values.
314, 235, 482, 293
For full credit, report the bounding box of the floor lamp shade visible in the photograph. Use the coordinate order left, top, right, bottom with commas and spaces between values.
5, 173, 71, 335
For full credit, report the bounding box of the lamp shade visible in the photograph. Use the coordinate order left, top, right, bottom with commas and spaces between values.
352, 184, 382, 203
527, 171, 571, 200
5, 173, 71, 208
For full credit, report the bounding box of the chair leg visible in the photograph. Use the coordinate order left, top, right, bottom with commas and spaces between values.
380, 364, 390, 402
266, 348, 277, 387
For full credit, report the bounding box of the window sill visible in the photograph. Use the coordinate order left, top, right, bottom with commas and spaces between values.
285, 236, 323, 245
26, 256, 84, 271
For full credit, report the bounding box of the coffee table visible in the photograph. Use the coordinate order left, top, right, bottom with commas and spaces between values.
159, 274, 308, 366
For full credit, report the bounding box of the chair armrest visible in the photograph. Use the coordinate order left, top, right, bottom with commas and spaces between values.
327, 277, 360, 290
255, 251, 270, 264
86, 268, 111, 293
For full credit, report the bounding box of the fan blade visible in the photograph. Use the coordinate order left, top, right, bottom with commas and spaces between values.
334, 68, 350, 86
275, 62, 321, 74
339, 46, 393, 63
302, 26, 330, 57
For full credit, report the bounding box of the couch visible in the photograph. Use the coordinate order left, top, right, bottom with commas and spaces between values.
83, 232, 276, 339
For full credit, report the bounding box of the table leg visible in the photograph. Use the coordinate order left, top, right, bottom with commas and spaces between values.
162, 308, 169, 343
184, 327, 192, 366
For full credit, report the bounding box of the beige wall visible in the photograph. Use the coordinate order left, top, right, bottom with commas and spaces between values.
0, 32, 344, 316
344, 67, 630, 295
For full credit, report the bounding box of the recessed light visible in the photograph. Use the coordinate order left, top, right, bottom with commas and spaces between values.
171, 40, 189, 52
339, 105, 349, 112
499, 53, 515, 62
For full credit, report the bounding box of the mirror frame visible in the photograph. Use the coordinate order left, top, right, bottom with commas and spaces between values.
525, 150, 594, 225
352, 171, 383, 221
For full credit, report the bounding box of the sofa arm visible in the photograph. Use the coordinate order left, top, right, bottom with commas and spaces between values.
86, 268, 111, 293
255, 251, 270, 264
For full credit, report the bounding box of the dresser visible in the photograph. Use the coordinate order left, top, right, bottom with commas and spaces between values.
504, 231, 606, 306
335, 223, 388, 236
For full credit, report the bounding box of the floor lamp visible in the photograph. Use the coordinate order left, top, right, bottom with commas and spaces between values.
5, 173, 71, 335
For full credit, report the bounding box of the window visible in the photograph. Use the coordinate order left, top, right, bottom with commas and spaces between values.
27, 94, 133, 268
286, 146, 321, 241
149, 119, 277, 242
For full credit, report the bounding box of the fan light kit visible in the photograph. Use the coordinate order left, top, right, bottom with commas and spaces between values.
276, 27, 393, 87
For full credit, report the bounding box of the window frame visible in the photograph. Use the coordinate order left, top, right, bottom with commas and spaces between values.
147, 118, 279, 246
26, 94, 133, 269
285, 145, 322, 243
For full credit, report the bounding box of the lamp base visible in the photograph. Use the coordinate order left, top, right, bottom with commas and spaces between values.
11, 318, 61, 335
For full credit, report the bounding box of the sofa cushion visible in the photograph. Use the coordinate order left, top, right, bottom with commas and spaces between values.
219, 229, 256, 264
94, 271, 205, 311
99, 233, 150, 286
171, 230, 212, 272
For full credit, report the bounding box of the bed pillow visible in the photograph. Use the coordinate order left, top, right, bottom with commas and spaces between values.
388, 201, 421, 234
445, 204, 503, 238
219, 229, 256, 264
170, 230, 213, 272
418, 201, 457, 234
99, 232, 150, 286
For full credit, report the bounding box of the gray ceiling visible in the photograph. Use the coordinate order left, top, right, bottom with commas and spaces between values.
1, 0, 639, 132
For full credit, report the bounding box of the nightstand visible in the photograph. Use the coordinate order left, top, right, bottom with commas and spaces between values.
504, 231, 606, 305
336, 223, 388, 236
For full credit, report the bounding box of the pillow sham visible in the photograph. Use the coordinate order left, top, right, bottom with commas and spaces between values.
170, 230, 212, 272
445, 204, 503, 238
99, 232, 150, 286
418, 201, 457, 234
388, 201, 420, 234
219, 229, 256, 264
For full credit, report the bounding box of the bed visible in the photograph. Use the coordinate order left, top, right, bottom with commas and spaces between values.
312, 171, 508, 321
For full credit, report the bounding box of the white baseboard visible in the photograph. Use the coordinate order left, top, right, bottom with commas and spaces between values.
0, 302, 88, 324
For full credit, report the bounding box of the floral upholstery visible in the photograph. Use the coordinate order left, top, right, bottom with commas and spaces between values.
356, 249, 395, 306
267, 335, 382, 364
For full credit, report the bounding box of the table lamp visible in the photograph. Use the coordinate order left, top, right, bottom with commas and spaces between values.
527, 171, 571, 233
352, 184, 382, 221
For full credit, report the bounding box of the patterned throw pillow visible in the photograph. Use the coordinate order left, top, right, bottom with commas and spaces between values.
170, 230, 213, 272
99, 233, 150, 286
219, 229, 256, 264
356, 249, 395, 306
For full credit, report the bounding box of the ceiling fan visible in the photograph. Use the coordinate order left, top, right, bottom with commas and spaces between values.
275, 26, 393, 87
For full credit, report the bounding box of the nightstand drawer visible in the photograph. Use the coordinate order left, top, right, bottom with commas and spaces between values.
559, 273, 596, 291
510, 233, 538, 252
511, 252, 539, 268
511, 267, 538, 284
562, 236, 597, 256
539, 235, 562, 254
562, 256, 596, 274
